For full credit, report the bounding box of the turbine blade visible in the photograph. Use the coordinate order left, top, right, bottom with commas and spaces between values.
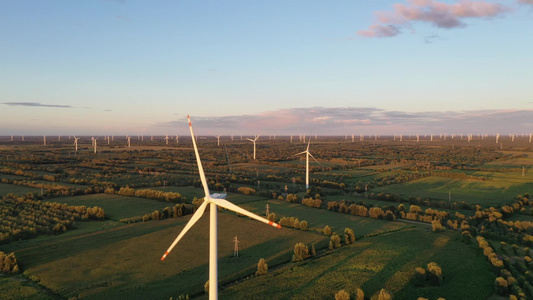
246, 138, 254, 142
188, 115, 211, 197
212, 198, 281, 229
307, 139, 311, 151
292, 151, 307, 157
309, 152, 320, 165
161, 200, 209, 261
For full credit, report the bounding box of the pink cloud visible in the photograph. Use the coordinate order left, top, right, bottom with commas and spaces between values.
358, 0, 509, 38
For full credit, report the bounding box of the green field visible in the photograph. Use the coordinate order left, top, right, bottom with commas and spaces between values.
240, 199, 410, 237
221, 228, 493, 300
1, 212, 327, 299
373, 175, 533, 207
0, 183, 40, 196
56, 194, 178, 221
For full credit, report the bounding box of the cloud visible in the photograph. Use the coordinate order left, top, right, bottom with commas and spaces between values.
154, 107, 533, 135
3, 102, 72, 108
358, 0, 510, 38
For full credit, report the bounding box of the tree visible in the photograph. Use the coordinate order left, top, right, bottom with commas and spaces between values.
377, 288, 393, 300
256, 258, 268, 275
335, 289, 350, 300
494, 277, 508, 295
324, 225, 332, 235
204, 280, 209, 294
432, 220, 444, 232
427, 262, 443, 286
267, 213, 277, 222
355, 288, 364, 300
414, 267, 426, 286
293, 242, 310, 262
330, 235, 341, 249
461, 231, 472, 244
300, 220, 308, 231
344, 228, 356, 244
0, 251, 19, 274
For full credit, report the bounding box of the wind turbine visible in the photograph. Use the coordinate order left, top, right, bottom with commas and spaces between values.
161, 116, 281, 299
215, 135, 221, 147
294, 139, 320, 189
165, 134, 169, 145
127, 135, 131, 148
247, 135, 260, 160
73, 136, 80, 152
92, 137, 99, 154
43, 135, 47, 146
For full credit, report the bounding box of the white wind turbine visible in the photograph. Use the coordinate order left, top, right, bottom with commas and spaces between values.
247, 135, 260, 160
294, 139, 320, 189
215, 135, 221, 147
92, 137, 99, 154
43, 135, 47, 146
73, 136, 80, 152
161, 116, 281, 299
127, 135, 131, 148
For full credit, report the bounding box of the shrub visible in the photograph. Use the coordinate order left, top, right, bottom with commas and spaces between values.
300, 220, 308, 231
461, 231, 472, 244
344, 228, 356, 244
427, 262, 443, 286
293, 242, 310, 262
335, 289, 350, 300
237, 187, 256, 195
324, 225, 332, 235
377, 289, 392, 300
0, 251, 19, 274
432, 220, 444, 232
414, 267, 426, 286
330, 235, 341, 249
355, 288, 364, 300
494, 277, 508, 295
256, 258, 268, 275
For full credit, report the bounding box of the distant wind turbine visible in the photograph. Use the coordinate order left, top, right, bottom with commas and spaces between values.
215, 135, 221, 147
127, 135, 131, 148
293, 139, 320, 189
247, 135, 260, 160
161, 116, 281, 300
92, 137, 99, 154
43, 135, 46, 146
73, 136, 80, 152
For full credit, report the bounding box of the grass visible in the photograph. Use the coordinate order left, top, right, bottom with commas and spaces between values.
220, 228, 494, 300
1, 212, 326, 300
0, 183, 40, 196
0, 276, 57, 300
55, 194, 177, 221
239, 199, 410, 237
372, 174, 533, 207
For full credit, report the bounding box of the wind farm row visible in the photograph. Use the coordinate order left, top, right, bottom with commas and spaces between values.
1, 121, 533, 299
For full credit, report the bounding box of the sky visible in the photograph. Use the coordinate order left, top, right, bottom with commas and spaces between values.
1, 0, 532, 136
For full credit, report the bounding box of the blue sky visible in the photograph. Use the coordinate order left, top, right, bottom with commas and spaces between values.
1, 0, 532, 136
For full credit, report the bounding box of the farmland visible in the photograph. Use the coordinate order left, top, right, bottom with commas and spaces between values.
0, 135, 532, 299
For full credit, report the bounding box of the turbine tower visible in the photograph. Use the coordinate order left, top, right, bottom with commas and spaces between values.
92, 137, 99, 154
247, 135, 260, 160
127, 135, 131, 148
215, 135, 221, 147
294, 139, 320, 189
73, 136, 80, 152
161, 116, 281, 300
43, 135, 46, 146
